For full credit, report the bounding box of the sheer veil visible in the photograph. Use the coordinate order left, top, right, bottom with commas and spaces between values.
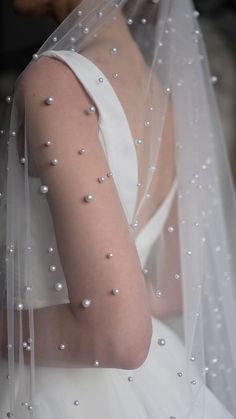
1, 0, 236, 418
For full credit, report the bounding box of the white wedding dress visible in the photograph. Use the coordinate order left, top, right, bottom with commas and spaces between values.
0, 50, 233, 419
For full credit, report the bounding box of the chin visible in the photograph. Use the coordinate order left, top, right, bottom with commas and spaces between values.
12, 0, 49, 17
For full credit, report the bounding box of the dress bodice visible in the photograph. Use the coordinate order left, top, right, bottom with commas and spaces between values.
21, 50, 177, 308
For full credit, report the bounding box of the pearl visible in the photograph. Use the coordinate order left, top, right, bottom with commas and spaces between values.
165, 87, 171, 94
135, 139, 143, 145
39, 185, 48, 194
110, 47, 118, 54
70, 36, 76, 43
190, 356, 196, 361
128, 376, 133, 382
11, 131, 16, 137
26, 345, 31, 351
83, 27, 89, 34
22, 342, 28, 348
193, 10, 200, 18
107, 172, 113, 178
5, 96, 12, 104
106, 252, 113, 259
94, 360, 100, 366
20, 157, 26, 164
45, 96, 54, 105
78, 148, 86, 155
74, 400, 80, 407
211, 75, 218, 84
55, 282, 63, 291
44, 140, 52, 147
77, 10, 82, 16
152, 0, 160, 3
142, 268, 149, 275
6, 412, 13, 418
141, 18, 147, 24
190, 380, 197, 385
84, 194, 93, 203
81, 298, 92, 308
88, 105, 96, 113
98, 176, 105, 183
58, 343, 66, 350
98, 77, 104, 83
167, 226, 174, 233
16, 303, 24, 311
28, 405, 33, 411
32, 54, 39, 60
177, 372, 183, 377
157, 338, 166, 346
127, 18, 133, 25
113, 73, 119, 79
49, 265, 56, 272
25, 286, 32, 292
97, 11, 103, 17
112, 288, 120, 296
187, 250, 192, 256
50, 158, 59, 166
48, 247, 54, 253
145, 121, 151, 127
52, 36, 58, 42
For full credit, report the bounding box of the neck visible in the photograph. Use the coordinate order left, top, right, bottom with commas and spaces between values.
51, 0, 79, 23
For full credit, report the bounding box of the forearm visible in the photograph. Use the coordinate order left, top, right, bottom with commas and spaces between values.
1, 304, 122, 369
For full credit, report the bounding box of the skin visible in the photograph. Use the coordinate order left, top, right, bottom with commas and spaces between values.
2, 0, 182, 369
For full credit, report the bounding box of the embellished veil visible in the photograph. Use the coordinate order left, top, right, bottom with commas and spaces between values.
1, 0, 236, 418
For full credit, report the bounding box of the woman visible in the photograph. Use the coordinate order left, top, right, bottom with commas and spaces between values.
1, 0, 236, 418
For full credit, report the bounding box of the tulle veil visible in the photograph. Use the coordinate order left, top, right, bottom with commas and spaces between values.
1, 0, 236, 417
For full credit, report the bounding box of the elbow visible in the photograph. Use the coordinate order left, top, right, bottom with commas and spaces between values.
114, 318, 153, 370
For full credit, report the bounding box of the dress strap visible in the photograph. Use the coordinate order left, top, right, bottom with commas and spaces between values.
39, 49, 138, 225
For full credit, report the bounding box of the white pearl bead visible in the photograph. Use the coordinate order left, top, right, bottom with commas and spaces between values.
5, 96, 12, 104
48, 247, 54, 253
98, 77, 104, 83
112, 288, 120, 296
55, 282, 63, 291
28, 405, 33, 411
70, 36, 76, 43
106, 252, 113, 259
157, 338, 166, 346
81, 298, 92, 308
32, 54, 39, 60
50, 158, 59, 166
83, 27, 89, 34
20, 157, 26, 164
107, 172, 113, 178
110, 47, 118, 54
44, 140, 52, 147
11, 131, 16, 137
113, 73, 119, 79
77, 10, 82, 16
45, 96, 54, 105
135, 139, 143, 145
52, 36, 58, 42
84, 194, 93, 203
78, 148, 86, 155
97, 11, 103, 17
74, 400, 80, 406
127, 18, 133, 25
22, 342, 28, 348
25, 285, 32, 292
39, 185, 48, 194
177, 372, 183, 377
98, 176, 105, 183
94, 360, 100, 366
141, 18, 147, 24
211, 75, 218, 84
49, 265, 56, 272
142, 268, 149, 275
16, 303, 24, 311
128, 376, 133, 382
88, 105, 96, 113
58, 343, 66, 350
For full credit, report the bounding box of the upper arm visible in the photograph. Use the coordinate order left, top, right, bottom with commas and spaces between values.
18, 56, 152, 366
